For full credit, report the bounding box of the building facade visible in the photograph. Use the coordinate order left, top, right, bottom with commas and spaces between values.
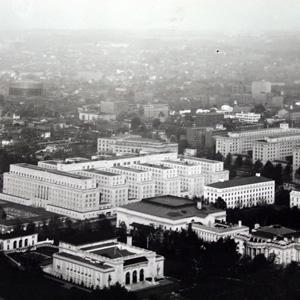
204, 174, 275, 208
51, 237, 164, 290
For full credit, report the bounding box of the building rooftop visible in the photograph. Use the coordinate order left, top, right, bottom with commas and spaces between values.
207, 176, 273, 189
163, 160, 196, 166
91, 246, 135, 259
85, 169, 119, 177
182, 156, 221, 164
140, 163, 171, 170
252, 225, 298, 240
113, 166, 146, 173
121, 195, 223, 220
15, 163, 91, 180
55, 252, 113, 270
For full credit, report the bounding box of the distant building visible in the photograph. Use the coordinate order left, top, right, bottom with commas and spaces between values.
215, 123, 300, 156
235, 112, 261, 123
194, 112, 224, 127
251, 81, 272, 104
186, 127, 215, 149
143, 104, 169, 120
293, 147, 300, 176
116, 196, 226, 231
97, 135, 178, 155
204, 174, 275, 208
253, 134, 300, 164
235, 225, 300, 265
79, 110, 116, 122
9, 80, 43, 97
100, 101, 129, 115
51, 237, 164, 290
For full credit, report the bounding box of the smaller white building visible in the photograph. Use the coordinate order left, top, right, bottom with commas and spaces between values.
290, 190, 300, 208
116, 196, 226, 231
235, 225, 300, 265
192, 221, 249, 242
51, 237, 164, 290
236, 112, 261, 123
0, 232, 38, 251
204, 174, 275, 208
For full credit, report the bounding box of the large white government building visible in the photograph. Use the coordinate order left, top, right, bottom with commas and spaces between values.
215, 123, 300, 157
2, 163, 110, 220
204, 174, 275, 208
235, 225, 300, 265
0, 151, 232, 219
51, 237, 164, 290
97, 135, 177, 155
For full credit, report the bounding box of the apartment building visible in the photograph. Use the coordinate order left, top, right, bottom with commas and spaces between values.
204, 174, 275, 208
73, 169, 129, 208
235, 112, 261, 123
51, 237, 164, 290
215, 123, 300, 156
108, 166, 155, 201
293, 147, 300, 175
1, 163, 110, 220
131, 163, 181, 197
253, 134, 300, 164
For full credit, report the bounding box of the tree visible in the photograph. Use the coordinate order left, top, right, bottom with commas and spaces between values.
283, 164, 292, 183
214, 197, 227, 210
253, 159, 263, 175
130, 117, 142, 130
235, 155, 243, 168
262, 161, 274, 179
0, 206, 6, 220
178, 139, 189, 155
152, 118, 161, 129
273, 164, 283, 186
214, 151, 223, 162
224, 153, 232, 169
252, 104, 266, 114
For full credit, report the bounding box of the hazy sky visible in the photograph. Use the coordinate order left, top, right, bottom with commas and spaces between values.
1, 0, 300, 32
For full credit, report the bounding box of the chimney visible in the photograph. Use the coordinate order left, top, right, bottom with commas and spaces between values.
197, 201, 202, 210
238, 220, 242, 227
254, 223, 260, 229
127, 235, 132, 246
255, 173, 261, 177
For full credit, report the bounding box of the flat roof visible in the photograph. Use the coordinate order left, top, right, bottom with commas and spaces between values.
207, 176, 273, 189
114, 166, 146, 173
91, 246, 135, 259
121, 196, 223, 220
252, 225, 297, 239
182, 156, 221, 164
163, 160, 196, 166
85, 169, 119, 177
141, 163, 171, 170
55, 252, 112, 270
15, 163, 91, 180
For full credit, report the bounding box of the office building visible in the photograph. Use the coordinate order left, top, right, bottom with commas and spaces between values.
215, 123, 300, 156
290, 190, 300, 208
108, 166, 155, 201
204, 174, 275, 208
161, 160, 204, 197
253, 134, 300, 164
131, 163, 181, 197
97, 135, 178, 155
1, 163, 110, 220
235, 112, 261, 123
74, 169, 129, 208
180, 156, 229, 185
